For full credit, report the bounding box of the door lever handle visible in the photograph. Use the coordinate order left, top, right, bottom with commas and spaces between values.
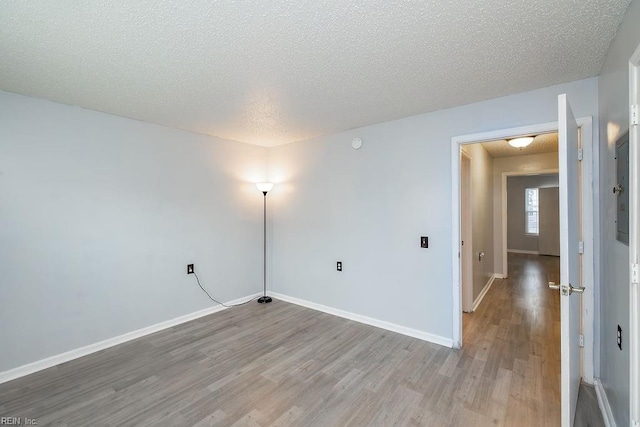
548, 282, 585, 295
568, 284, 585, 295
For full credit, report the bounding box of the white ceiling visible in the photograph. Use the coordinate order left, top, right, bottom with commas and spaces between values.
0, 1, 631, 147
482, 133, 559, 158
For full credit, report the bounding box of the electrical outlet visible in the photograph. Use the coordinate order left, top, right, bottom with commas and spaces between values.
617, 325, 622, 350
337, 261, 342, 272
187, 264, 194, 274
421, 236, 428, 248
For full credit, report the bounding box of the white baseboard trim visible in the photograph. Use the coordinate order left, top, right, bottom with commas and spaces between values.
507, 249, 540, 255
0, 292, 262, 385
494, 274, 506, 279
270, 292, 453, 348
595, 378, 617, 427
472, 274, 497, 312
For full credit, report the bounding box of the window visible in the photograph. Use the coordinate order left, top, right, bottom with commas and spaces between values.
525, 188, 539, 235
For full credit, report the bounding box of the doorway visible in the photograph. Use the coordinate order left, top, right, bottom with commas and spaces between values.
456, 131, 564, 424
504, 171, 560, 264
451, 117, 596, 378
452, 112, 597, 426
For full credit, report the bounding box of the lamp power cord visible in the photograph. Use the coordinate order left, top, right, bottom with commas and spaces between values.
192, 272, 256, 308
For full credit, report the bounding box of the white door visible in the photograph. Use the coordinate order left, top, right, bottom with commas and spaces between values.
461, 153, 473, 312
554, 94, 583, 427
629, 46, 640, 427
539, 187, 560, 256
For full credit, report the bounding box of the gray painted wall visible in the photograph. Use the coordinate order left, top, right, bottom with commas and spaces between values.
268, 78, 598, 341
0, 92, 267, 372
597, 1, 640, 425
464, 144, 494, 301
507, 174, 559, 252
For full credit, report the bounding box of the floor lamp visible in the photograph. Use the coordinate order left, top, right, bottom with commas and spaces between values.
256, 182, 273, 303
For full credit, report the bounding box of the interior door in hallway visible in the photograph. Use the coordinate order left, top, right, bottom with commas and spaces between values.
461, 153, 473, 312
539, 187, 560, 256
556, 93, 583, 427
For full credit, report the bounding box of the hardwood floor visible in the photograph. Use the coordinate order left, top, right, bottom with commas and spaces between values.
463, 253, 562, 425
0, 253, 595, 426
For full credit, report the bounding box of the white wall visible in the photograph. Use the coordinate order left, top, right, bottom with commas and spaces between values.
463, 144, 494, 300
0, 92, 267, 372
597, 0, 640, 424
268, 78, 598, 341
507, 174, 559, 253
492, 152, 559, 275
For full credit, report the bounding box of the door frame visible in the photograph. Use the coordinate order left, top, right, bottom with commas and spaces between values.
451, 117, 596, 384
629, 43, 640, 427
501, 169, 560, 276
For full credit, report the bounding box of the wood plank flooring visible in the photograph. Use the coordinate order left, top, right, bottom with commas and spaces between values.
463, 253, 562, 426
0, 253, 595, 426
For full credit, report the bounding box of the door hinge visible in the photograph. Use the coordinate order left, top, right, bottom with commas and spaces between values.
632, 104, 639, 126
578, 241, 584, 254
579, 334, 584, 347
632, 263, 639, 285
577, 148, 583, 161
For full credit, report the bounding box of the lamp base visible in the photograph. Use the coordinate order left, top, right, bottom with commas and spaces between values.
257, 296, 272, 304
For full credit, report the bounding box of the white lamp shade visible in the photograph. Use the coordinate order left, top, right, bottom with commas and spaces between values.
508, 137, 534, 148
256, 182, 274, 193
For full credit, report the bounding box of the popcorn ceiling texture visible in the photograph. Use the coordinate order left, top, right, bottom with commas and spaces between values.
0, 0, 631, 146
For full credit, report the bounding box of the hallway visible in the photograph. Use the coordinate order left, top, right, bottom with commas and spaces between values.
463, 253, 561, 425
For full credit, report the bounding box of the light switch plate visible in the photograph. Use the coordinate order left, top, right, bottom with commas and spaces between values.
618, 325, 623, 350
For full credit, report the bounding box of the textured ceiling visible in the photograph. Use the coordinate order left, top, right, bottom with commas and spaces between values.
482, 133, 559, 158
0, 1, 631, 146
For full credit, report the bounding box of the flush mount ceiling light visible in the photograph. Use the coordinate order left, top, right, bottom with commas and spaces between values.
508, 136, 535, 148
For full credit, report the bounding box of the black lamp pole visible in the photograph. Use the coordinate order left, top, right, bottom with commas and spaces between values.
258, 190, 272, 303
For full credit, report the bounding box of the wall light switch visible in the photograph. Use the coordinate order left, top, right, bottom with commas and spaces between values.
618, 325, 622, 350
421, 236, 428, 248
